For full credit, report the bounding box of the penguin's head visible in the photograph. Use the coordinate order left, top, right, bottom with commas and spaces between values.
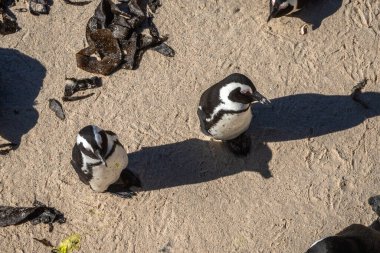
77, 125, 108, 166
222, 73, 271, 106
268, 0, 290, 22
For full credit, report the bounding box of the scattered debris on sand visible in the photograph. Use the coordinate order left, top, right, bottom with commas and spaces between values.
1, 0, 90, 35
300, 24, 308, 35
49, 99, 66, 120
0, 200, 66, 232
369, 195, 380, 217
0, 143, 17, 155
28, 0, 49, 16
63, 76, 102, 101
52, 234, 81, 253
33, 238, 55, 247
0, 0, 21, 35
76, 0, 175, 75
350, 79, 368, 109
63, 0, 92, 6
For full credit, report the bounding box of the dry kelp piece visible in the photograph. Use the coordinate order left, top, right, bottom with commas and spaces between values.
0, 142, 17, 154
350, 79, 368, 109
63, 76, 102, 100
369, 195, 380, 217
0, 3, 21, 35
49, 99, 65, 120
0, 142, 17, 155
0, 200, 66, 232
77, 29, 123, 75
63, 0, 92, 6
77, 0, 174, 75
147, 0, 161, 13
64, 76, 102, 96
28, 0, 49, 16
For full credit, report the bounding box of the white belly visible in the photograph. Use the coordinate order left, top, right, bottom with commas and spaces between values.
89, 145, 129, 192
208, 110, 252, 140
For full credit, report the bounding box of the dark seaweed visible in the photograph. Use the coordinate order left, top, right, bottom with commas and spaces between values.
0, 142, 17, 155
63, 0, 92, 6
0, 1, 21, 35
350, 79, 369, 109
0, 200, 66, 232
29, 0, 49, 16
48, 99, 65, 120
63, 76, 102, 97
147, 0, 161, 13
62, 93, 95, 101
369, 195, 380, 217
76, 0, 174, 75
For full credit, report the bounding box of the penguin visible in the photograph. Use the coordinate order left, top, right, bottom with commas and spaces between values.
197, 73, 270, 155
267, 0, 306, 22
306, 196, 380, 253
306, 224, 380, 253
71, 125, 141, 198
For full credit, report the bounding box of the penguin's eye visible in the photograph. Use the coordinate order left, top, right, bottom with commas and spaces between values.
240, 88, 252, 95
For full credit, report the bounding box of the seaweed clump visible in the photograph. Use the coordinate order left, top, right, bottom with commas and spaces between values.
76, 0, 175, 75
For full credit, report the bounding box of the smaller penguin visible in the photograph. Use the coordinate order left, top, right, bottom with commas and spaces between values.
267, 0, 306, 22
197, 73, 270, 155
71, 125, 141, 198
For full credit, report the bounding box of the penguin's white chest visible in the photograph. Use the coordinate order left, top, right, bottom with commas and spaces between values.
89, 145, 129, 192
208, 109, 252, 140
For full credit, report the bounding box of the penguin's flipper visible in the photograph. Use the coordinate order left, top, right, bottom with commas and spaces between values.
106, 184, 137, 199
197, 108, 211, 136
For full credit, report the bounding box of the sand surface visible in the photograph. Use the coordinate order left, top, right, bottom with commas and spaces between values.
1, 0, 380, 252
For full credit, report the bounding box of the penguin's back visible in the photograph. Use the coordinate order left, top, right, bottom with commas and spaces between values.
71, 143, 92, 185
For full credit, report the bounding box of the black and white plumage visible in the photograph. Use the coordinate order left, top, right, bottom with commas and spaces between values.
197, 73, 270, 155
306, 224, 380, 253
71, 125, 141, 198
267, 0, 306, 22
306, 196, 380, 253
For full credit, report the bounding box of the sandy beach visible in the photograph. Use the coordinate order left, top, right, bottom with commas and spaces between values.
1, 0, 380, 252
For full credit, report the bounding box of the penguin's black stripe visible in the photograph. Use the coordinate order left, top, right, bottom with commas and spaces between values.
203, 107, 251, 132
99, 130, 108, 158
78, 125, 99, 151
103, 130, 121, 159
78, 142, 98, 160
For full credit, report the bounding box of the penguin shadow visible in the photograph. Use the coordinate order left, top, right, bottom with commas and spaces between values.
249, 91, 380, 142
128, 139, 272, 191
0, 48, 46, 152
291, 0, 343, 30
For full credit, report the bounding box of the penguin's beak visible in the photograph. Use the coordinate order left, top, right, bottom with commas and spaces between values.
252, 91, 271, 105
95, 150, 107, 166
